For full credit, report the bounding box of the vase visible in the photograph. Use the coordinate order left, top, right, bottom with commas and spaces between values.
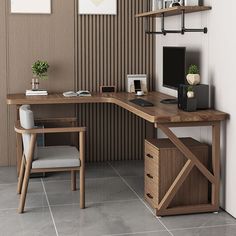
31, 77, 39, 90
186, 74, 200, 85
187, 91, 195, 98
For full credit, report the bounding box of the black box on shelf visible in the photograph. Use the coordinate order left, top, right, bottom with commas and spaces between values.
178, 84, 209, 110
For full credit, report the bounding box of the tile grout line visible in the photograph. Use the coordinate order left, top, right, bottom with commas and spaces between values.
107, 162, 174, 236
102, 229, 168, 236
41, 178, 59, 236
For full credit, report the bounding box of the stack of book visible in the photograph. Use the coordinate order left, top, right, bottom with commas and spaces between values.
25, 89, 48, 96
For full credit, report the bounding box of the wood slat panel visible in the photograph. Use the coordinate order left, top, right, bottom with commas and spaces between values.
0, 0, 8, 165
77, 0, 155, 162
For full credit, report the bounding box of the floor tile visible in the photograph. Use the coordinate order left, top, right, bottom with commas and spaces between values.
124, 176, 144, 199
44, 177, 138, 205
161, 211, 236, 230
0, 207, 56, 236
42, 162, 118, 181
51, 200, 165, 236
0, 167, 18, 184
0, 182, 47, 210
171, 224, 236, 236
109, 160, 144, 177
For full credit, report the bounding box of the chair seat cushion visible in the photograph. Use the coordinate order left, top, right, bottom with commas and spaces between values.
32, 146, 80, 169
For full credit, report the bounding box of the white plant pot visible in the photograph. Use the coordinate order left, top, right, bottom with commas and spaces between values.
186, 74, 200, 85
187, 91, 195, 98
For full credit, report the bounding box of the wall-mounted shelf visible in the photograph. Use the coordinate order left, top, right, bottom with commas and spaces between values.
135, 6, 212, 35
135, 6, 211, 18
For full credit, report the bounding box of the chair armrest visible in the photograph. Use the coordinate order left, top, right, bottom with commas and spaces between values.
15, 121, 86, 134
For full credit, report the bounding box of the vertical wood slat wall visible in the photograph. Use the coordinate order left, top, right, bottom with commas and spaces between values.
77, 0, 156, 162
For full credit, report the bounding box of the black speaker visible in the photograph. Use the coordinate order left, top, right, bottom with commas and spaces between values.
178, 84, 209, 110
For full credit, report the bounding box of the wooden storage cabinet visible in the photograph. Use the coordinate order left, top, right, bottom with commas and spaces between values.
144, 138, 209, 216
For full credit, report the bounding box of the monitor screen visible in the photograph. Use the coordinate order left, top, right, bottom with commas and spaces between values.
163, 47, 186, 90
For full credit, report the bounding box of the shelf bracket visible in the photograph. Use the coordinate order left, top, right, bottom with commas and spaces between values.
145, 10, 208, 35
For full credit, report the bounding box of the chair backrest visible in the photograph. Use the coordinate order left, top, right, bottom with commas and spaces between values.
19, 105, 37, 160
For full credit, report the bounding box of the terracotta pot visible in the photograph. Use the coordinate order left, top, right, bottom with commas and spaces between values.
186, 74, 200, 85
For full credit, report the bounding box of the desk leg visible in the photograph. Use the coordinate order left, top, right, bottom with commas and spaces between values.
16, 105, 23, 176
212, 121, 220, 208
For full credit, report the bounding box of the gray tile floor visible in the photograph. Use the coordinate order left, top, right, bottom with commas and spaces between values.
0, 161, 236, 236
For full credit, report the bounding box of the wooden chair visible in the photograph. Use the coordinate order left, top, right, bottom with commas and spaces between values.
15, 105, 86, 213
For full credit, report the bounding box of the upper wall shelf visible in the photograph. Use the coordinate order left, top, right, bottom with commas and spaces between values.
135, 6, 212, 18
135, 6, 212, 35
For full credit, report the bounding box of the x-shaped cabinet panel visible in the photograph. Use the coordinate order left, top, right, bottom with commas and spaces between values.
154, 121, 220, 216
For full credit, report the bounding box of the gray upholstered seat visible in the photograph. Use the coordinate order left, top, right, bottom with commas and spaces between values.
33, 146, 80, 169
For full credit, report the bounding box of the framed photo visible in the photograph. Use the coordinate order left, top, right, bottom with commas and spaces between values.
79, 0, 117, 15
11, 0, 51, 14
126, 75, 148, 93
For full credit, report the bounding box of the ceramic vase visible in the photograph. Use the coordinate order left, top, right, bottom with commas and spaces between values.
186, 74, 200, 85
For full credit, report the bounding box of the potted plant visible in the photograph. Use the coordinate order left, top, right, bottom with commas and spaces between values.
31, 60, 49, 90
187, 85, 194, 98
186, 64, 200, 85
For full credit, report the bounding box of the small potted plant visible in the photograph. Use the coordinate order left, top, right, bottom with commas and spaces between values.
187, 85, 194, 98
31, 60, 49, 90
186, 64, 200, 85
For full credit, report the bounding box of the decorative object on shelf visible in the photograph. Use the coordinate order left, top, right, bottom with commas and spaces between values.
170, 0, 181, 7
185, 0, 199, 6
78, 0, 117, 15
187, 86, 194, 98
31, 60, 49, 90
11, 0, 51, 14
186, 64, 200, 85
163, 0, 172, 8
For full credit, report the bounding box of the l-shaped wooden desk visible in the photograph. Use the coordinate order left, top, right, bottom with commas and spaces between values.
7, 91, 228, 216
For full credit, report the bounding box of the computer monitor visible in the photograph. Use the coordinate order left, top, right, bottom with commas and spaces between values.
161, 47, 186, 104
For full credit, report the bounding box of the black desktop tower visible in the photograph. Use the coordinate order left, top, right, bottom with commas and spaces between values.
178, 84, 209, 110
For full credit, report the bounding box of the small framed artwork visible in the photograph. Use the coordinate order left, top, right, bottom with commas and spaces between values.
126, 75, 148, 93
79, 0, 117, 15
11, 0, 51, 14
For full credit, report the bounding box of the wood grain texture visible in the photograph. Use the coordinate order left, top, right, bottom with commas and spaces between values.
135, 6, 212, 18
76, 0, 155, 162
145, 138, 210, 216
7, 92, 229, 123
0, 0, 8, 166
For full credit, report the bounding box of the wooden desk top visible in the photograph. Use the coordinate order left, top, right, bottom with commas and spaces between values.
7, 92, 228, 124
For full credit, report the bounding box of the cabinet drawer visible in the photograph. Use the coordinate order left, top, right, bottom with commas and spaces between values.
145, 144, 159, 163
144, 181, 158, 208
145, 163, 158, 184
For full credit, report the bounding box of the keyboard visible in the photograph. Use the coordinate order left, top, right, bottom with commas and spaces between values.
129, 98, 154, 107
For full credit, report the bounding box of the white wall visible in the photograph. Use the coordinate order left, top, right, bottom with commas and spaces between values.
155, 0, 236, 217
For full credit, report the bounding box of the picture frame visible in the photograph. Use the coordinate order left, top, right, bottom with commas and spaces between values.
11, 0, 51, 14
78, 0, 117, 15
126, 75, 148, 93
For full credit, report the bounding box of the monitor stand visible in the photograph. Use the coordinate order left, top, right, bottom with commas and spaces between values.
160, 99, 178, 104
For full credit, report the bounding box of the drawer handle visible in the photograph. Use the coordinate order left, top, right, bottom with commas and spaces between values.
146, 154, 153, 159
146, 173, 153, 179
146, 193, 153, 199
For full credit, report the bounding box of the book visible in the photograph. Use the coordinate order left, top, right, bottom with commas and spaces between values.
26, 89, 48, 96
63, 90, 91, 97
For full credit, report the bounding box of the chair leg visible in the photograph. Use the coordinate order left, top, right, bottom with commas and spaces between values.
71, 170, 76, 191
18, 160, 31, 213
17, 156, 25, 194
80, 167, 85, 209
